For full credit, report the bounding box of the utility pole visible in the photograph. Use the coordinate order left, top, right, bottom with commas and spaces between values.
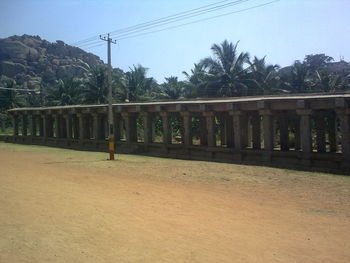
100, 34, 117, 160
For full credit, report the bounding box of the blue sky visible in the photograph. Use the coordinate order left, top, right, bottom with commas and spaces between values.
1, 0, 349, 82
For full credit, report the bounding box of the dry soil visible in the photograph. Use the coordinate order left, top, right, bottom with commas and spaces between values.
0, 142, 349, 263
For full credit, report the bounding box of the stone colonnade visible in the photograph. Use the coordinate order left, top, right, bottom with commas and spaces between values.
8, 95, 350, 170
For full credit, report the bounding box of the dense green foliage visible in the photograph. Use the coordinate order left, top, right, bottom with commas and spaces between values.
1, 40, 349, 114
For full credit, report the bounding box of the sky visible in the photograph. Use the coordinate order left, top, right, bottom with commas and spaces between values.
1, 0, 350, 82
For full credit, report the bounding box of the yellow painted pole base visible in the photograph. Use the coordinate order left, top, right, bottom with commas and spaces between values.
108, 141, 115, 160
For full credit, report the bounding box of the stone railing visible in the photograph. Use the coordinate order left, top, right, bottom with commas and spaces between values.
4, 93, 350, 171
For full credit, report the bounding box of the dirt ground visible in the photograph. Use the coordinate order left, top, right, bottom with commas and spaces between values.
0, 142, 349, 263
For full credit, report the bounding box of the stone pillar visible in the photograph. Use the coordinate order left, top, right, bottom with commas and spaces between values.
86, 115, 92, 140
273, 119, 278, 148
251, 114, 261, 150
180, 112, 192, 146
103, 116, 108, 139
199, 116, 208, 146
113, 114, 121, 142
314, 113, 326, 153
21, 114, 27, 136
260, 109, 274, 151
120, 118, 126, 141
54, 115, 63, 138
122, 113, 137, 143
327, 113, 337, 153
54, 115, 59, 138
336, 109, 350, 168
260, 110, 274, 162
160, 112, 172, 145
64, 115, 72, 139
104, 115, 109, 139
77, 114, 86, 140
152, 120, 156, 142
217, 116, 225, 146
86, 115, 92, 139
77, 114, 89, 140
231, 111, 248, 150
0, 115, 4, 133
297, 109, 312, 154
225, 115, 234, 148
38, 116, 44, 137
293, 117, 301, 150
43, 115, 48, 137
30, 115, 37, 136
247, 117, 252, 148
13, 115, 19, 136
43, 115, 53, 138
92, 113, 104, 140
61, 116, 67, 138
279, 114, 289, 151
73, 115, 79, 139
204, 112, 216, 147
142, 112, 153, 144
263, 114, 274, 151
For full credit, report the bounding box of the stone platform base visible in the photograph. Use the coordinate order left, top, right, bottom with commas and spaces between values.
0, 135, 346, 174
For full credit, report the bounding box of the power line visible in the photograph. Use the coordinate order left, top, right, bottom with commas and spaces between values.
108, 0, 248, 39
83, 42, 106, 50
76, 0, 279, 51
72, 0, 232, 45
76, 40, 102, 48
72, 36, 100, 46
114, 0, 279, 42
72, 0, 246, 46
108, 0, 232, 35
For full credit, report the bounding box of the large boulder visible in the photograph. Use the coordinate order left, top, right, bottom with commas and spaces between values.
0, 34, 122, 89
0, 39, 38, 60
56, 65, 88, 79
0, 61, 26, 77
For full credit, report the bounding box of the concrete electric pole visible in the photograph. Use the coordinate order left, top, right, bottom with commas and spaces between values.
100, 34, 117, 160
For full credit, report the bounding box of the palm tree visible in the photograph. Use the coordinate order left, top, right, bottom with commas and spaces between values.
42, 77, 84, 106
83, 65, 108, 104
182, 63, 209, 98
199, 40, 256, 97
159, 76, 185, 100
313, 70, 350, 92
115, 65, 154, 102
54, 78, 84, 105
279, 61, 311, 93
248, 56, 280, 95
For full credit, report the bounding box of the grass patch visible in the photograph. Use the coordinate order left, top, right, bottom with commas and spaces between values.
303, 208, 337, 215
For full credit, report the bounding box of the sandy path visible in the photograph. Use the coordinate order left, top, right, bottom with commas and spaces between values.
0, 144, 349, 262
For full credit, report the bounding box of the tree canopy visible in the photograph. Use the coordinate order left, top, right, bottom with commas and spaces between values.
1, 40, 349, 112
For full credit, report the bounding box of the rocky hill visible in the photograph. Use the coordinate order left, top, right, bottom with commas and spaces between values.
0, 34, 104, 89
